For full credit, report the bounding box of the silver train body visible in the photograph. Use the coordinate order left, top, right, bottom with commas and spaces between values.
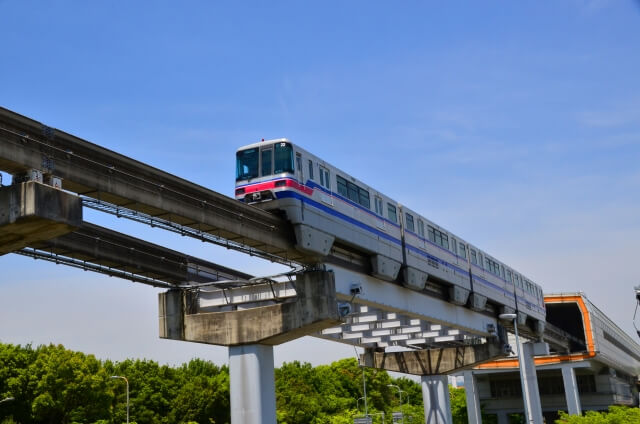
235, 139, 546, 333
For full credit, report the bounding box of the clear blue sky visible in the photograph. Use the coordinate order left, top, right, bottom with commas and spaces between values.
1, 1, 640, 366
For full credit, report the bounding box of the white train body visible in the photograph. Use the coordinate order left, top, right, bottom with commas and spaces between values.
235, 139, 546, 331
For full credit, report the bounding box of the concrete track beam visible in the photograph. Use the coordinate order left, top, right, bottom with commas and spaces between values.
0, 182, 81, 255
360, 340, 507, 375
159, 270, 342, 346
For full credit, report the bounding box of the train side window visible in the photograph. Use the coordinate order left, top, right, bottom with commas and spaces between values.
337, 175, 370, 208
296, 153, 302, 174
427, 225, 449, 249
484, 257, 491, 272
470, 249, 477, 265
442, 233, 449, 250
418, 219, 425, 237
261, 148, 272, 176
337, 175, 348, 196
506, 269, 512, 283
358, 187, 370, 209
387, 203, 397, 223
319, 166, 330, 190
405, 213, 415, 232
374, 196, 383, 215
427, 225, 436, 243
451, 237, 457, 254
308, 160, 314, 180
458, 242, 466, 259
347, 181, 359, 203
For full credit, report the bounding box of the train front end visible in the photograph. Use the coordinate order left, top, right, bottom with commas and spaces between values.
235, 139, 297, 205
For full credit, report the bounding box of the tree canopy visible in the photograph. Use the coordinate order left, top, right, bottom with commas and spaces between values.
3, 342, 637, 424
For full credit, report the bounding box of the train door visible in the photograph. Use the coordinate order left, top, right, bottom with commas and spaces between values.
318, 164, 333, 206
295, 152, 303, 183
260, 145, 273, 177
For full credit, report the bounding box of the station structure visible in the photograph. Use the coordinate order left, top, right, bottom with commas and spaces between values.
462, 293, 640, 423
1, 106, 639, 424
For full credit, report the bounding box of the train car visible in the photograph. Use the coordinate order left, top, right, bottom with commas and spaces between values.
235, 139, 546, 332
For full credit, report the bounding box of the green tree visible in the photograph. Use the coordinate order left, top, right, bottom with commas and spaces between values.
556, 406, 640, 423
28, 344, 112, 423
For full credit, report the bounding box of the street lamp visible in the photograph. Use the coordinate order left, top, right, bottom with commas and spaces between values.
499, 313, 531, 424
356, 396, 365, 412
111, 375, 129, 424
387, 384, 405, 424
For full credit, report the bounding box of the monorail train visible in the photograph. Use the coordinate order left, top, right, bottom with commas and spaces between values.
235, 139, 546, 334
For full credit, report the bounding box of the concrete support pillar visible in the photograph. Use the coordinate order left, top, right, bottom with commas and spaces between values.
463, 371, 482, 424
561, 364, 582, 415
421, 375, 453, 424
497, 412, 509, 424
229, 344, 276, 424
521, 342, 543, 424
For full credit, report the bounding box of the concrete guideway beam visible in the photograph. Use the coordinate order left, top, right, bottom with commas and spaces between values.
359, 341, 507, 375
0, 107, 304, 262
27, 222, 252, 285
329, 265, 498, 337
159, 270, 343, 346
0, 182, 81, 255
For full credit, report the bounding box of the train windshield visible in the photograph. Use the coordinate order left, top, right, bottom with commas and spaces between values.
236, 148, 259, 180
236, 142, 294, 181
273, 142, 294, 174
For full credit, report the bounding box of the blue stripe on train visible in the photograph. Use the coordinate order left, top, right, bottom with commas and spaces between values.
274, 189, 544, 314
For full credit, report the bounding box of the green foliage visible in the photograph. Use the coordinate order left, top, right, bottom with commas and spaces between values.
10, 341, 635, 424
450, 386, 468, 424
556, 406, 640, 423
0, 342, 230, 424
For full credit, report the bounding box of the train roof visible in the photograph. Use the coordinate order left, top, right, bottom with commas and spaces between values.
236, 138, 291, 152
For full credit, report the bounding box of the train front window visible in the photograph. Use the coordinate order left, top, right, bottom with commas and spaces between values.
274, 142, 294, 174
236, 148, 259, 181
261, 148, 272, 176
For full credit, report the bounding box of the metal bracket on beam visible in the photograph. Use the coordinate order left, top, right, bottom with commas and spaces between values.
359, 340, 508, 375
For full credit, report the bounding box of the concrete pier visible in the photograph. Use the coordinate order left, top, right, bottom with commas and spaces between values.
463, 371, 481, 424
0, 181, 81, 255
422, 375, 453, 424
229, 344, 276, 424
521, 342, 544, 424
561, 364, 582, 415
